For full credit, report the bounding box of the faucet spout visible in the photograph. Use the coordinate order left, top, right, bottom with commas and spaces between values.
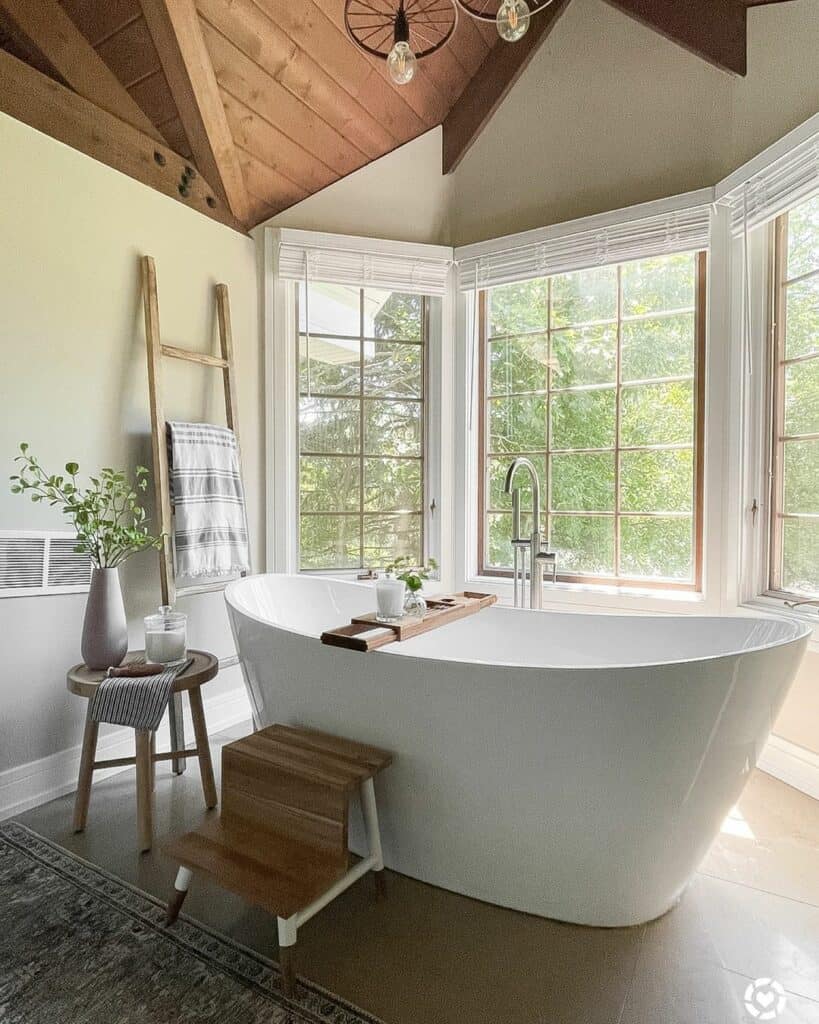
504, 457, 545, 609
503, 457, 541, 532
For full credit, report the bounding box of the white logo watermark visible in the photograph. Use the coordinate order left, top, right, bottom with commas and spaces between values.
744, 978, 787, 1020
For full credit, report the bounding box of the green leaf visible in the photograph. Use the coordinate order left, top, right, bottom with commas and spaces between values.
65, 462, 79, 475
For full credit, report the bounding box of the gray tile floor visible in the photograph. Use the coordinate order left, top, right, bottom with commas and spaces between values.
16, 723, 819, 1024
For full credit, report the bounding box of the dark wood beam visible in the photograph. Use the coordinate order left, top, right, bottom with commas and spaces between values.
442, 0, 573, 175
0, 0, 164, 141
603, 0, 747, 75
0, 47, 245, 234
139, 0, 250, 224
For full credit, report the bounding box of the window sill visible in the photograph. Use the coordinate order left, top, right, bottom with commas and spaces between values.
466, 574, 708, 614
299, 569, 375, 583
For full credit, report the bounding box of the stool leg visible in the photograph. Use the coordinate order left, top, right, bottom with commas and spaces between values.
73, 704, 99, 833
189, 686, 217, 809
277, 916, 298, 999
361, 777, 386, 900
165, 866, 192, 925
168, 692, 186, 775
135, 730, 154, 853
150, 731, 156, 792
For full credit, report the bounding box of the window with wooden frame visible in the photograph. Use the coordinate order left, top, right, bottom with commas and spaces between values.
478, 251, 706, 589
297, 282, 427, 572
769, 195, 819, 596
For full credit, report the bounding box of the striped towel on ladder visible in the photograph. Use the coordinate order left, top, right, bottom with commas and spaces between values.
90, 660, 191, 731
167, 421, 250, 579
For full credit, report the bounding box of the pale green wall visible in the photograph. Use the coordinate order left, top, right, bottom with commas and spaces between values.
0, 112, 259, 774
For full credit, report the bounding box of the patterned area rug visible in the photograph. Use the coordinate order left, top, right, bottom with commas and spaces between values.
0, 822, 382, 1024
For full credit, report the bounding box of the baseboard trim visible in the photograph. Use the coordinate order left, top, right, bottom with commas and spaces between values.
0, 685, 252, 822
759, 734, 819, 802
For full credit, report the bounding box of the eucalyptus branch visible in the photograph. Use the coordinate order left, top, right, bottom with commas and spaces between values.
10, 443, 163, 570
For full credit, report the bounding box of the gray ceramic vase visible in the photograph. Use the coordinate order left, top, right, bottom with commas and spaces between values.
81, 567, 128, 670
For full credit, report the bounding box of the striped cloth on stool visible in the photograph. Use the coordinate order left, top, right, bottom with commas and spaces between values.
90, 660, 191, 731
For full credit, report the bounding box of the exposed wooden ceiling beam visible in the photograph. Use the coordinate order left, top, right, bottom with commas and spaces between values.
0, 0, 164, 141
139, 0, 250, 225
441, 0, 573, 175
603, 0, 747, 75
0, 47, 244, 234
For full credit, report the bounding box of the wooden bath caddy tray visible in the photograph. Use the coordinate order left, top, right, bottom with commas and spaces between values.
321, 591, 497, 652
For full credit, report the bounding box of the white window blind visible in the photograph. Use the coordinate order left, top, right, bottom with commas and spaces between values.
277, 232, 452, 296
716, 116, 819, 235
456, 201, 712, 290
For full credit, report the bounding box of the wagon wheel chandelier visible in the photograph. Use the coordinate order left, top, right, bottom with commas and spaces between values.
344, 0, 555, 86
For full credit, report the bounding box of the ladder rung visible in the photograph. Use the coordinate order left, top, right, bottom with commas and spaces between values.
161, 344, 228, 369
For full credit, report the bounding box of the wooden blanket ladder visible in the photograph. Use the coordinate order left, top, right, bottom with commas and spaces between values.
140, 253, 244, 771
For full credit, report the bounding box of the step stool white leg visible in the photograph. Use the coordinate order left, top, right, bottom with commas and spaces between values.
361, 777, 386, 899
277, 915, 298, 998
165, 866, 193, 925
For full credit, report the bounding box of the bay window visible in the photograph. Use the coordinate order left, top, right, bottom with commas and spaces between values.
770, 194, 819, 595
478, 251, 705, 588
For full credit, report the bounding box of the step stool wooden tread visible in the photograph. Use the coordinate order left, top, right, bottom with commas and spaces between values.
266, 724, 392, 775
225, 732, 368, 792
164, 819, 348, 919
223, 726, 391, 791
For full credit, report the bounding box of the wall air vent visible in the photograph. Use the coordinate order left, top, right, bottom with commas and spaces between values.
0, 531, 92, 598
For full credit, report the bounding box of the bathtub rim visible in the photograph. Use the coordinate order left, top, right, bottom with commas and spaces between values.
225, 573, 812, 673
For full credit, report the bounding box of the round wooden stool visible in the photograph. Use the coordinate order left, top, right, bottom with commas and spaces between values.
67, 650, 219, 852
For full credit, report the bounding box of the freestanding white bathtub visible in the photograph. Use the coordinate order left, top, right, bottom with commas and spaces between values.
225, 573, 810, 927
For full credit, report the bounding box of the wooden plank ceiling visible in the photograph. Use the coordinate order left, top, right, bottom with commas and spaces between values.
0, 0, 796, 234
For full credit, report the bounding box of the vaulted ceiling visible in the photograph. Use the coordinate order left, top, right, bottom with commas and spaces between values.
0, 0, 797, 234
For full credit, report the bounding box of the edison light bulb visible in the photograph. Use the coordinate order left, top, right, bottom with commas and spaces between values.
497, 0, 530, 41
387, 40, 416, 85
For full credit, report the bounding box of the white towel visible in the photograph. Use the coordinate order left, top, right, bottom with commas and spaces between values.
167, 421, 250, 578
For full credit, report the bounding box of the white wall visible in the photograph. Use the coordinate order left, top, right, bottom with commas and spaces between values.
266, 127, 451, 244
0, 112, 258, 787
729, 0, 819, 170
449, 0, 730, 245
776, 652, 819, 754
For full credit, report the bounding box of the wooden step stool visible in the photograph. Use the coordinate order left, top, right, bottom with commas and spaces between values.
163, 723, 392, 998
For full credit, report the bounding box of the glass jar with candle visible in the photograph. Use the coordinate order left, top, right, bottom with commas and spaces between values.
375, 573, 405, 624
144, 605, 187, 666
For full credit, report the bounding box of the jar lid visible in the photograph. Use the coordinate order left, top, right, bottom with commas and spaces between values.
144, 604, 187, 627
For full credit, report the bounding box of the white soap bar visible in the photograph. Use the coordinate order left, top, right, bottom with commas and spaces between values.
356, 628, 394, 642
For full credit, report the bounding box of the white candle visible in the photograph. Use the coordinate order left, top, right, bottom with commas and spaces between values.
145, 629, 186, 665
376, 576, 405, 622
